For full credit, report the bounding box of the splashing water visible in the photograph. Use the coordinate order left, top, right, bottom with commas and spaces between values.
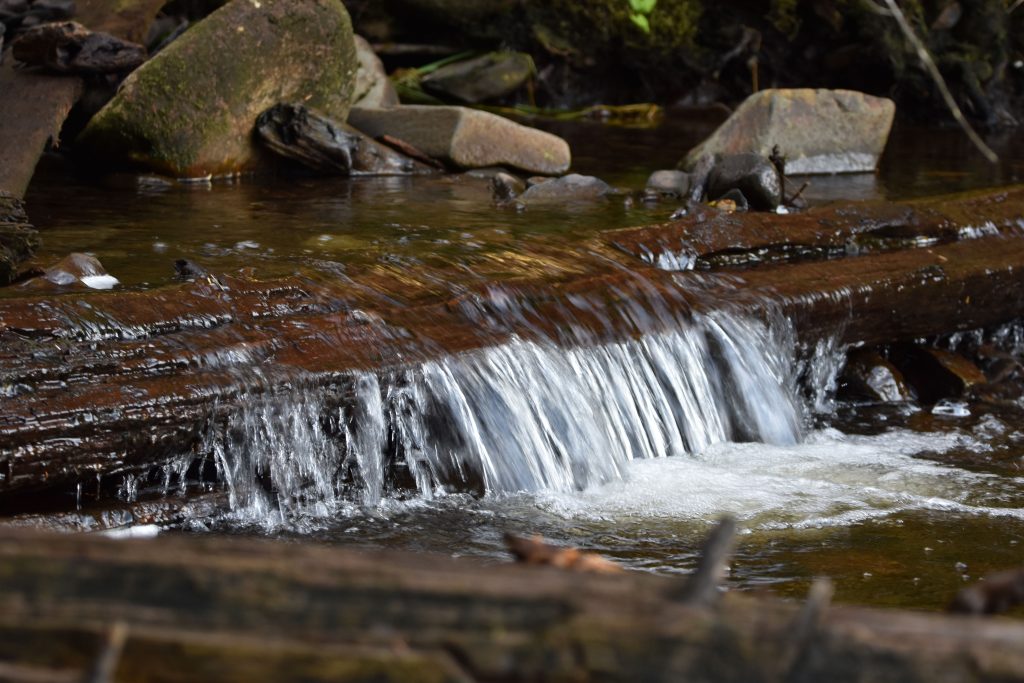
204, 308, 809, 525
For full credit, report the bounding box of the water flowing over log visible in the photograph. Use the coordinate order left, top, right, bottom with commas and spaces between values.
0, 528, 1023, 682
2, 187, 1024, 498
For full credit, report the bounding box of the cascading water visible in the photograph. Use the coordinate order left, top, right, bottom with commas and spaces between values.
202, 302, 808, 525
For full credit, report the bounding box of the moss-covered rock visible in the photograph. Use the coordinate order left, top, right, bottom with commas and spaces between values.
79, 0, 358, 178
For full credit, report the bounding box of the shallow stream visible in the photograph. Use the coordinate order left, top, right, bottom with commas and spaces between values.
17, 113, 1024, 612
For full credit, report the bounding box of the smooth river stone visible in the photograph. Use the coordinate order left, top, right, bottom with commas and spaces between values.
348, 105, 571, 175
681, 88, 895, 175
78, 0, 358, 178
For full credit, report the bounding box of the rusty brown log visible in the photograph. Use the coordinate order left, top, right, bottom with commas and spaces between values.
0, 529, 1023, 682
3, 188, 1024, 497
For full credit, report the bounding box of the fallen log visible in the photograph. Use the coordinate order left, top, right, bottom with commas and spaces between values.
11, 21, 147, 74
0, 529, 1023, 682
3, 188, 1024, 498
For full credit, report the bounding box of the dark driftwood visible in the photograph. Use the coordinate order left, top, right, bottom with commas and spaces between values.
0, 0, 165, 199
256, 103, 436, 176
11, 21, 146, 73
3, 188, 1024, 497
0, 529, 1023, 682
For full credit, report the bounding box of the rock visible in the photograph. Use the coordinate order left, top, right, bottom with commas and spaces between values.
174, 259, 208, 281
33, 253, 119, 290
352, 34, 398, 109
0, 192, 39, 285
255, 103, 432, 176
645, 170, 691, 198
490, 171, 525, 203
517, 173, 610, 204
78, 0, 358, 178
347, 105, 570, 175
705, 154, 782, 210
420, 51, 533, 104
11, 21, 147, 73
839, 349, 913, 402
890, 346, 988, 405
681, 89, 895, 175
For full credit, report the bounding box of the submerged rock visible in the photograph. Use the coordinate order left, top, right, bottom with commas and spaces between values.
516, 173, 611, 205
352, 34, 398, 109
490, 171, 525, 204
78, 0, 358, 178
681, 89, 895, 175
348, 105, 571, 175
705, 154, 782, 211
420, 51, 533, 103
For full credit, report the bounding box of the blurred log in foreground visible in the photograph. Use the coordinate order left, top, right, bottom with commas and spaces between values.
1, 527, 1024, 682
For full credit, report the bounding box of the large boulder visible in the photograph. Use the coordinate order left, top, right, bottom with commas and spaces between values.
347, 105, 570, 175
78, 0, 358, 178
681, 89, 895, 175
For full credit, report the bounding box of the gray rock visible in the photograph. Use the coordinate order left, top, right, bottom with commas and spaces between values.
645, 170, 691, 197
78, 0, 358, 178
352, 34, 398, 109
681, 89, 895, 175
517, 174, 611, 204
39, 253, 118, 289
706, 154, 782, 211
421, 51, 533, 104
347, 105, 571, 175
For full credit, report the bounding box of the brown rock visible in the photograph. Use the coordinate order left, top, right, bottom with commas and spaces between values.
839, 349, 912, 402
890, 346, 987, 404
347, 105, 571, 174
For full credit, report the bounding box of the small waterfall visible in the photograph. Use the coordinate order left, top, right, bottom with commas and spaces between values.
201, 306, 806, 523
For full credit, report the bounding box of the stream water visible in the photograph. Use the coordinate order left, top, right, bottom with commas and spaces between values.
17, 113, 1024, 612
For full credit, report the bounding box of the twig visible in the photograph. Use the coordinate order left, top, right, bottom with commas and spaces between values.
83, 622, 128, 683
673, 516, 737, 607
1010, 0, 1023, 14
868, 0, 998, 164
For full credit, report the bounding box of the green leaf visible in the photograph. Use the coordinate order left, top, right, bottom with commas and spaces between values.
628, 12, 651, 32
628, 0, 657, 14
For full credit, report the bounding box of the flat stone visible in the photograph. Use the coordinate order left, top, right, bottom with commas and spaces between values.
78, 0, 358, 178
517, 174, 610, 204
681, 89, 895, 175
420, 51, 533, 103
348, 105, 570, 175
352, 34, 398, 109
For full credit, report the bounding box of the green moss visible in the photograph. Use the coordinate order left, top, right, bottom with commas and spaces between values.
768, 0, 800, 40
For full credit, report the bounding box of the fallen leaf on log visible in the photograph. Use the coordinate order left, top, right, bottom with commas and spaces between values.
504, 533, 625, 574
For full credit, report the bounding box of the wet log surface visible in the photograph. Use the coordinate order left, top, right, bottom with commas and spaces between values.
0, 529, 1023, 682
2, 188, 1024, 497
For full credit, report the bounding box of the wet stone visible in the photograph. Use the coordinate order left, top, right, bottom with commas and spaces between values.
705, 154, 781, 211
839, 349, 913, 403
516, 173, 611, 205
32, 253, 119, 290
645, 170, 691, 198
490, 171, 525, 204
